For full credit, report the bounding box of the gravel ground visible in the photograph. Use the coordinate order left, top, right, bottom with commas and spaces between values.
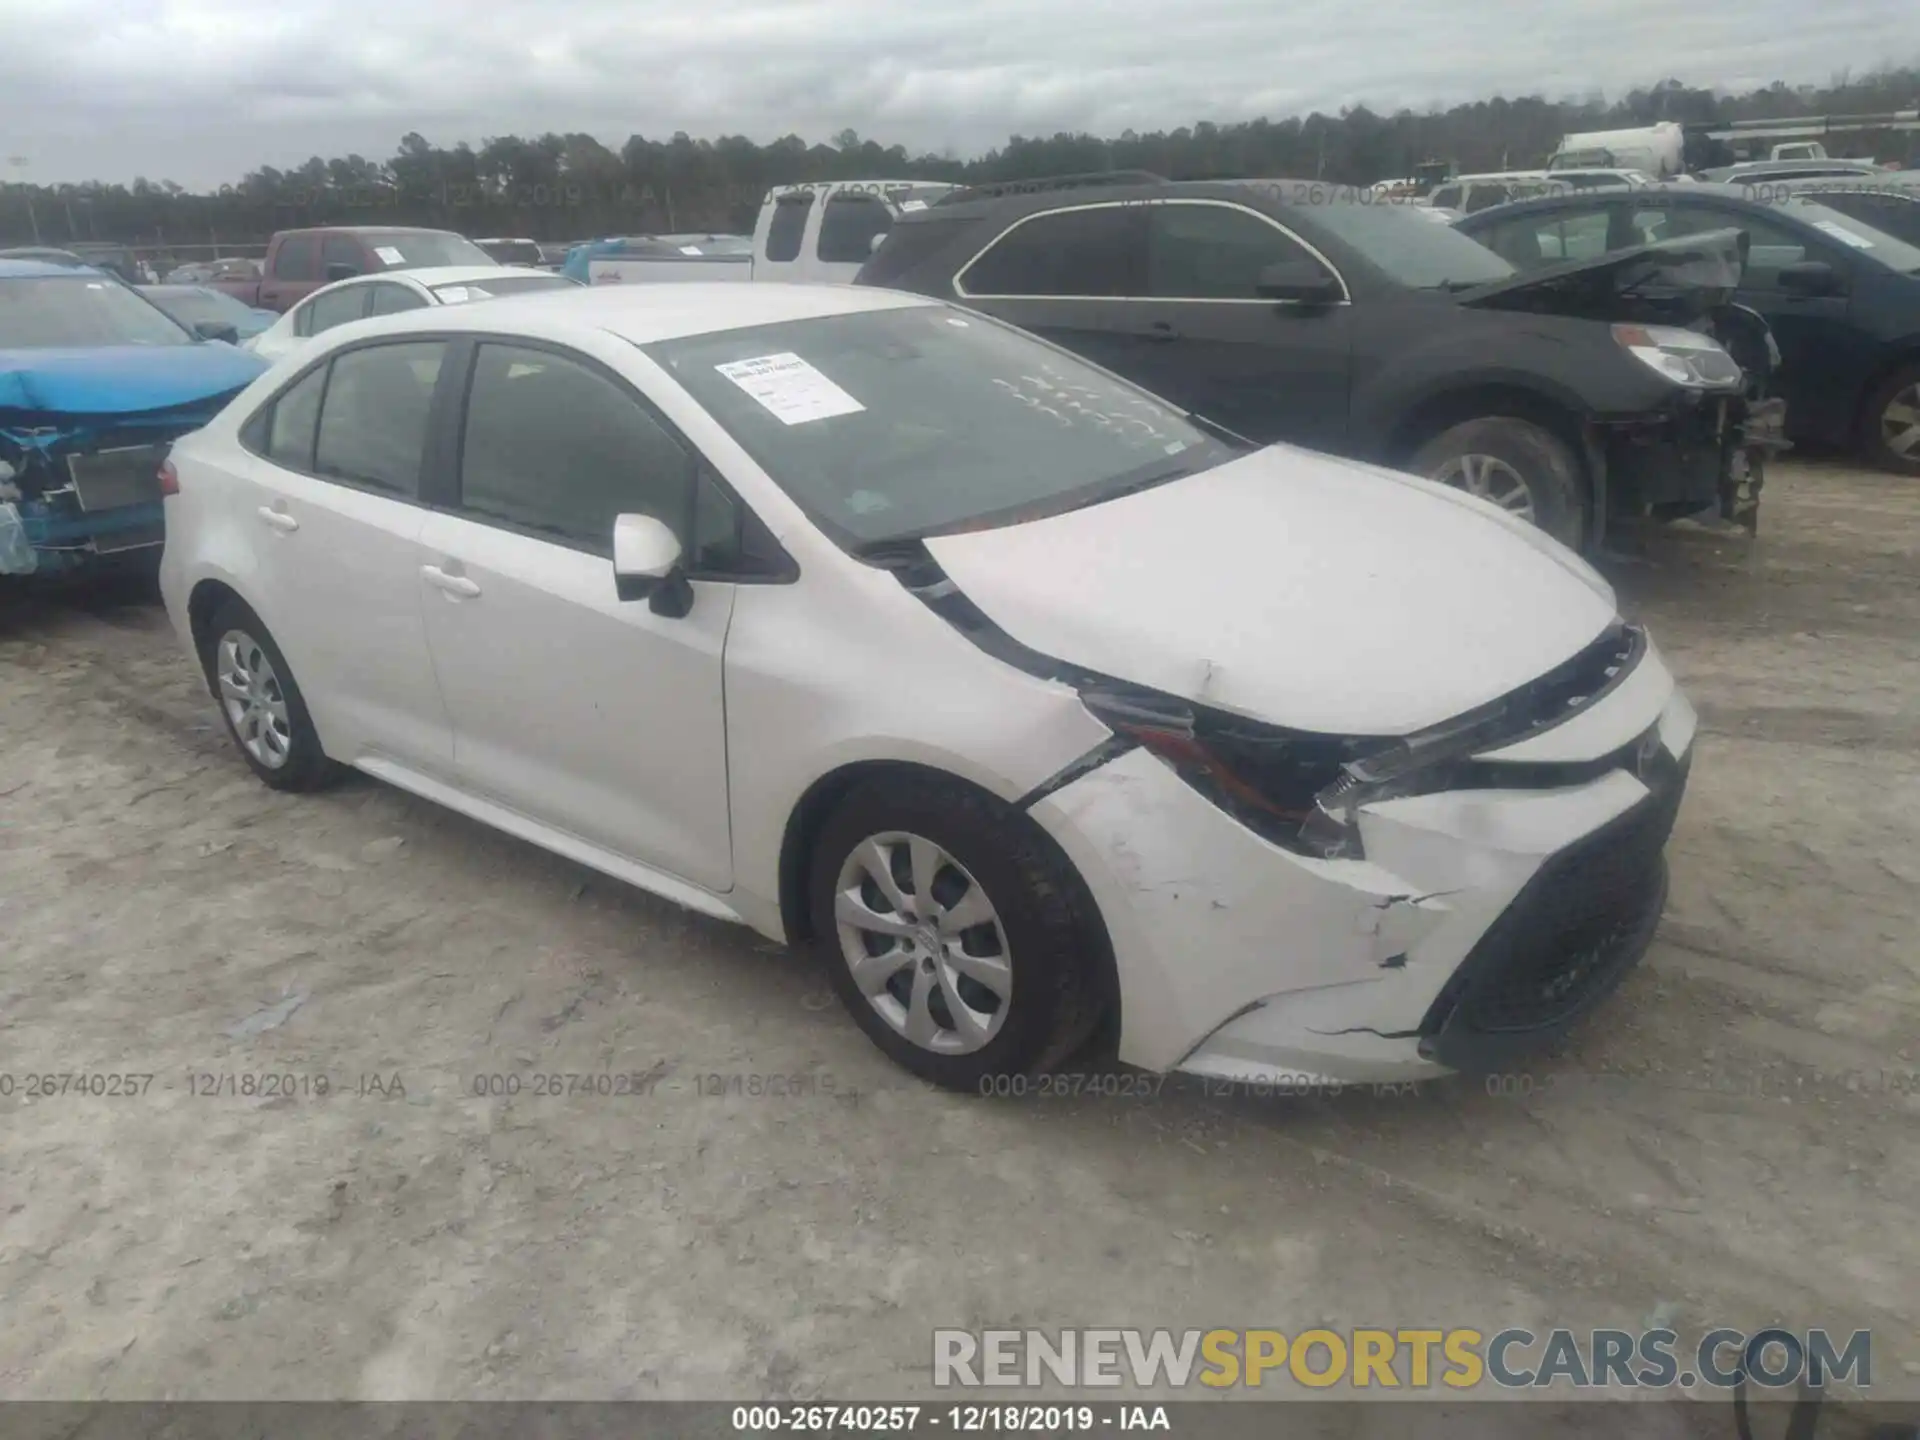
0, 458, 1914, 1424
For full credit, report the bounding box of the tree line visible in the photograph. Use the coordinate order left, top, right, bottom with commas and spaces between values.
4, 66, 1917, 251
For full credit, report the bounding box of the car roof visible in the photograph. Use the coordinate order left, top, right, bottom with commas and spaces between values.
278, 225, 464, 237
336, 264, 560, 288
314, 281, 936, 348
0, 257, 111, 279
1455, 181, 1766, 219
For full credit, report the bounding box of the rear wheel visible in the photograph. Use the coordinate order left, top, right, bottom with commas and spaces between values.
198, 598, 341, 792
1861, 363, 1920, 476
1409, 416, 1587, 550
808, 773, 1104, 1092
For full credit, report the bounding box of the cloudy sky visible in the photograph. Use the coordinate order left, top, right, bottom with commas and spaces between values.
2, 0, 1910, 188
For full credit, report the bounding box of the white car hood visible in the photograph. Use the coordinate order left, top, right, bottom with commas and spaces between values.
921, 445, 1619, 736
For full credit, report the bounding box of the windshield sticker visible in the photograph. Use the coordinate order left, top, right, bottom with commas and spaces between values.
435, 286, 472, 303
1811, 219, 1875, 249
715, 352, 866, 425
679, 245, 703, 255
374, 245, 405, 264
899, 199, 928, 212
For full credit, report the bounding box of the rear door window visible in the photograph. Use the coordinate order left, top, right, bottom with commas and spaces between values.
1474, 207, 1612, 267
765, 194, 814, 264
312, 341, 446, 497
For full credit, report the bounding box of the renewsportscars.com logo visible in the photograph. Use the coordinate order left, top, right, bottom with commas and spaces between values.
932, 1328, 1873, 1391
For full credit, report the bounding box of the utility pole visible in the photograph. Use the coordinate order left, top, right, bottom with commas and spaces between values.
6, 155, 41, 243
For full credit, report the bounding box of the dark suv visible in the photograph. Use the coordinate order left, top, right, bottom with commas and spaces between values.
858, 175, 1786, 549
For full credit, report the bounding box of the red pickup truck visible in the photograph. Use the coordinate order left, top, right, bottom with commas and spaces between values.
210, 226, 497, 312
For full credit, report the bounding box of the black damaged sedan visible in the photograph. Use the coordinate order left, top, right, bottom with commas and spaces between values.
859, 176, 1785, 551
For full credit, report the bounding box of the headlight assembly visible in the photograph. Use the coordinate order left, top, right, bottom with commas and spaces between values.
1612, 323, 1743, 391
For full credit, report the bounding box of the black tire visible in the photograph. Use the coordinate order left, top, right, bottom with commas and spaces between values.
197, 597, 342, 792
808, 772, 1105, 1093
1859, 363, 1920, 477
1408, 416, 1587, 550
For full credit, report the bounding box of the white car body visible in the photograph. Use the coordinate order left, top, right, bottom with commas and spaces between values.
246, 264, 580, 363
1550, 122, 1686, 177
159, 283, 1696, 1089
749, 181, 959, 284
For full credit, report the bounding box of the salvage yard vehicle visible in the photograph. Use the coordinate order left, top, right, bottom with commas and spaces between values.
245, 265, 581, 363
141, 284, 279, 344
561, 234, 754, 286
1741, 171, 1920, 247
473, 237, 545, 267
859, 175, 1785, 548
1457, 183, 1920, 474
1, 259, 266, 577
160, 282, 1697, 1092
208, 226, 497, 313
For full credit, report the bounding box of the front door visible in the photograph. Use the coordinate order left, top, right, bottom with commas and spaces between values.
1120, 199, 1354, 449
414, 339, 735, 891
953, 203, 1147, 380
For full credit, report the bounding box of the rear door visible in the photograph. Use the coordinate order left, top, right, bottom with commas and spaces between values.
231, 340, 455, 770
952, 203, 1147, 380
413, 338, 736, 889
1121, 198, 1353, 449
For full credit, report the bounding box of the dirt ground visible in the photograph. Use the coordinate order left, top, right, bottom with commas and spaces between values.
0, 457, 1915, 1419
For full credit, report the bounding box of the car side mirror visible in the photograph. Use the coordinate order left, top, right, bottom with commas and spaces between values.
325, 262, 360, 283
1776, 259, 1841, 297
192, 320, 240, 344
612, 512, 692, 616
1256, 260, 1342, 303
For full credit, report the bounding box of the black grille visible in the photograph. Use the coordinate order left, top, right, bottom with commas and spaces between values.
1420, 752, 1687, 1070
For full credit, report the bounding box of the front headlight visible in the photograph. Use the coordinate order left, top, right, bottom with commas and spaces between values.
1612, 323, 1743, 390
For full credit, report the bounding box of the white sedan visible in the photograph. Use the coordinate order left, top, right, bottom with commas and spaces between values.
246, 264, 580, 362
159, 283, 1696, 1091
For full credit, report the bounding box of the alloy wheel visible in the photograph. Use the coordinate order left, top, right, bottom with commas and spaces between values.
215, 629, 293, 770
1882, 382, 1920, 460
833, 832, 1013, 1055
1431, 452, 1537, 520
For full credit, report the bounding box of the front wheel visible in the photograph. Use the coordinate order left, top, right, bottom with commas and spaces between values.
1861, 363, 1920, 476
808, 773, 1104, 1092
1409, 416, 1587, 550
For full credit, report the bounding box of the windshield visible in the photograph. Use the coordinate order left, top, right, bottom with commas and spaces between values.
480, 240, 544, 265
0, 274, 192, 348
645, 304, 1235, 547
430, 274, 580, 302
146, 287, 253, 327
368, 232, 495, 269
1297, 197, 1516, 289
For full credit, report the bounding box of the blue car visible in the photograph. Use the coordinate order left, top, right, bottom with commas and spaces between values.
1, 259, 269, 577
140, 284, 279, 344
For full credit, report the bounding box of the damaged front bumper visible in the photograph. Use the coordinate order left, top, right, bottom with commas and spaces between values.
1, 420, 192, 577
1028, 635, 1697, 1085
1593, 389, 1790, 538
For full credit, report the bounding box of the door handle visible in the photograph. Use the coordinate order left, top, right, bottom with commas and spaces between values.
1138, 322, 1180, 343
421, 564, 480, 599
256, 506, 299, 532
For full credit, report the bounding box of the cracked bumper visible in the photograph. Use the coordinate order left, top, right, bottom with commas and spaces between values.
1029, 642, 1697, 1084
